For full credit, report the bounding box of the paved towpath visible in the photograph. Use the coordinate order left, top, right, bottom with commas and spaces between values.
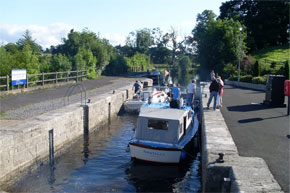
0, 76, 138, 121
220, 84, 289, 192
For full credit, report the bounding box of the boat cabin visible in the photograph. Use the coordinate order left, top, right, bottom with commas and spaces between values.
136, 107, 193, 144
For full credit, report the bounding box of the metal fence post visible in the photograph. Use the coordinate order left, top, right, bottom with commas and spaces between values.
6, 75, 9, 91
42, 72, 44, 86
26, 74, 29, 88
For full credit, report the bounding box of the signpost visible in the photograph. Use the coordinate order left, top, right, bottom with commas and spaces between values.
11, 69, 27, 87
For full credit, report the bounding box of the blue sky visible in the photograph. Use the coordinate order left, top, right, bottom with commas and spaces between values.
0, 0, 226, 48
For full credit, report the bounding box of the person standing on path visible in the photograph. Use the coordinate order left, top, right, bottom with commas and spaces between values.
216, 76, 224, 108
207, 77, 220, 110
186, 79, 196, 107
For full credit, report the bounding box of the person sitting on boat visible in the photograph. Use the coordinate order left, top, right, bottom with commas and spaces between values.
133, 80, 141, 93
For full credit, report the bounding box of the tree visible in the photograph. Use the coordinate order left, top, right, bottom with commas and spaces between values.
50, 53, 72, 72
74, 47, 97, 79
125, 52, 150, 72
17, 30, 42, 54
219, 1, 289, 52
125, 28, 154, 55
178, 56, 192, 85
0, 47, 15, 76
103, 56, 128, 76
53, 29, 115, 76
163, 27, 179, 64
15, 44, 40, 74
190, 10, 246, 79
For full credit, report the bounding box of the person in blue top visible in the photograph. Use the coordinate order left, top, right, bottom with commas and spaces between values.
133, 80, 141, 93
169, 84, 181, 108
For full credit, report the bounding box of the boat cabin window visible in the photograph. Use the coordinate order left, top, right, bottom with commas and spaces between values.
148, 120, 168, 130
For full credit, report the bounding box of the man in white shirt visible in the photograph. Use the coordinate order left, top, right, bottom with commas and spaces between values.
186, 79, 196, 107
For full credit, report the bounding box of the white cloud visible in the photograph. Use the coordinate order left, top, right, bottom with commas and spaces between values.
103, 33, 126, 46
0, 23, 73, 49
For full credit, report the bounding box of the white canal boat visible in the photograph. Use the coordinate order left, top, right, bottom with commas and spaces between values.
129, 102, 199, 164
124, 88, 168, 113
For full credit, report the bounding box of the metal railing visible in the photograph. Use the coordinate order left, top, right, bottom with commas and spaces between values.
0, 70, 87, 92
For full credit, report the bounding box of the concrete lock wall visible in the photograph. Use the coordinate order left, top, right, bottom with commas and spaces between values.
0, 79, 152, 185
200, 82, 282, 193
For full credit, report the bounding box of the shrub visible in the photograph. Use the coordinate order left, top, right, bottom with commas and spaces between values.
252, 76, 267, 84
253, 61, 260, 76
283, 60, 289, 79
240, 75, 253, 83
228, 75, 237, 81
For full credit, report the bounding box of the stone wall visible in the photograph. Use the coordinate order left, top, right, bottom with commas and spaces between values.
225, 80, 266, 91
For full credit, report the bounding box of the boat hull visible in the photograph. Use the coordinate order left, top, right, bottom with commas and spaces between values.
124, 101, 144, 113
129, 143, 182, 164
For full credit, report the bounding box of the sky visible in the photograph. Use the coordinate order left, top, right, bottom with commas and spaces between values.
0, 0, 226, 49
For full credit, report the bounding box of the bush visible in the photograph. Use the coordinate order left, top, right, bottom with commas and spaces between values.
240, 75, 253, 83
228, 75, 237, 81
283, 61, 289, 79
253, 61, 260, 76
252, 76, 267, 84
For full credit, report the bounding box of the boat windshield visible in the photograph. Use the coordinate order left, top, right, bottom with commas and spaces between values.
148, 120, 168, 130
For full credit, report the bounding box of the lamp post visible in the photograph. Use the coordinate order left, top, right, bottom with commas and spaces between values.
238, 27, 242, 83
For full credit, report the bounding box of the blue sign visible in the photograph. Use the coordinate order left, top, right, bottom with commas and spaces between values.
11, 69, 27, 86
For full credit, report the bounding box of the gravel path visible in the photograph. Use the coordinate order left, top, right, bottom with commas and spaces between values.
0, 76, 136, 120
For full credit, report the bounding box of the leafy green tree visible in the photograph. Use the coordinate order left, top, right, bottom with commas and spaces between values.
103, 56, 128, 75
125, 52, 150, 72
50, 53, 72, 72
219, 1, 289, 52
149, 45, 171, 64
178, 56, 192, 85
190, 10, 246, 80
170, 64, 180, 85
125, 28, 154, 55
15, 44, 40, 74
0, 47, 16, 76
17, 30, 42, 54
74, 47, 97, 79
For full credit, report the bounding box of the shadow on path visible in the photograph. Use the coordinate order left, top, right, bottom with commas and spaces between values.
238, 115, 288, 123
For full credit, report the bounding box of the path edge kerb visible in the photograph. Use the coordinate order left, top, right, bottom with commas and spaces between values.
200, 82, 282, 193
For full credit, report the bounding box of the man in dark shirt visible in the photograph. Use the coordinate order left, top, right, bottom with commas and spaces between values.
207, 77, 220, 110
133, 80, 141, 93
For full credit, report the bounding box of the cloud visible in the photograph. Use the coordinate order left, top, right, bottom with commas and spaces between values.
0, 23, 73, 49
103, 33, 126, 46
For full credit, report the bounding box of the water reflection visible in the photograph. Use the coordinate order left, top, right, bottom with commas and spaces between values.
4, 114, 200, 193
